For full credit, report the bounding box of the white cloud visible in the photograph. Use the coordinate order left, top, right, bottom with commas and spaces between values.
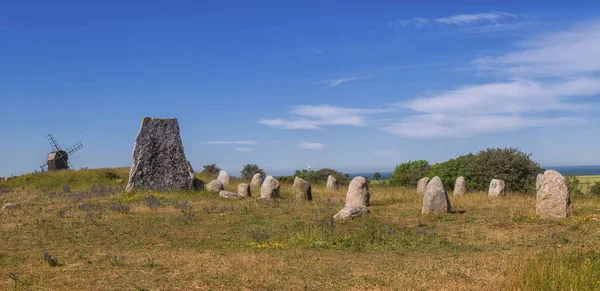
323, 77, 365, 87
384, 18, 600, 138
392, 11, 518, 28
235, 148, 253, 152
202, 141, 258, 145
259, 105, 391, 130
297, 142, 326, 150
474, 20, 600, 77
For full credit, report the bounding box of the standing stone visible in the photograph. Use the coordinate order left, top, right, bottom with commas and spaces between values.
326, 175, 339, 190
417, 177, 430, 195
293, 177, 312, 201
422, 177, 452, 214
219, 190, 244, 199
333, 176, 370, 221
261, 176, 280, 199
251, 173, 263, 186
536, 170, 571, 219
126, 117, 197, 192
488, 179, 506, 196
217, 170, 230, 185
536, 173, 543, 191
206, 180, 224, 193
453, 176, 467, 196
237, 183, 251, 197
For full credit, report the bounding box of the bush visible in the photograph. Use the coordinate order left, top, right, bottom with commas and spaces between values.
589, 182, 600, 195
293, 168, 347, 184
240, 164, 265, 180
428, 154, 475, 190
201, 164, 221, 176
468, 148, 543, 193
565, 175, 584, 196
373, 172, 381, 180
389, 160, 430, 187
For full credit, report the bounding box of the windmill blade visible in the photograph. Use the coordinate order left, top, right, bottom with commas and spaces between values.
66, 142, 83, 155
39, 162, 48, 172
47, 134, 61, 151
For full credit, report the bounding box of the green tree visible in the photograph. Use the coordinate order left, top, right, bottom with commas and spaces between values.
389, 160, 431, 187
293, 168, 347, 184
589, 181, 600, 195
201, 164, 221, 176
428, 154, 475, 190
240, 164, 265, 179
373, 172, 382, 180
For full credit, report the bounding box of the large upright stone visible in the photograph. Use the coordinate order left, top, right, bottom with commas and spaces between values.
251, 173, 263, 186
536, 173, 543, 191
217, 170, 230, 185
417, 177, 430, 195
293, 177, 312, 201
237, 183, 251, 197
333, 176, 370, 221
536, 170, 571, 219
488, 179, 506, 196
206, 180, 224, 193
126, 117, 197, 192
453, 176, 467, 196
422, 177, 452, 214
326, 175, 338, 190
261, 176, 280, 199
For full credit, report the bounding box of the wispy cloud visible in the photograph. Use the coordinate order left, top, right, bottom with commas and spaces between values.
382, 18, 600, 138
259, 105, 392, 130
202, 141, 258, 145
322, 77, 366, 87
235, 148, 253, 152
474, 20, 600, 77
297, 142, 326, 150
391, 11, 519, 29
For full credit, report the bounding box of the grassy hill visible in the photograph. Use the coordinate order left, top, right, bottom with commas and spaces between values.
1, 168, 599, 290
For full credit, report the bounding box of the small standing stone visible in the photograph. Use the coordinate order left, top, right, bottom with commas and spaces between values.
251, 173, 263, 186
417, 177, 430, 195
206, 180, 224, 193
293, 177, 312, 201
326, 175, 339, 190
217, 170, 230, 185
488, 179, 506, 196
261, 176, 280, 199
453, 176, 467, 196
333, 176, 370, 221
536, 173, 543, 191
536, 170, 571, 219
237, 183, 251, 197
422, 177, 452, 214
219, 190, 244, 199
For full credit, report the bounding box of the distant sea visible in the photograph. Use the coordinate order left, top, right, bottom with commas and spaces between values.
348, 165, 600, 179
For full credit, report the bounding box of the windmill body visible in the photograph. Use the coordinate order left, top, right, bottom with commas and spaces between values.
39, 134, 83, 172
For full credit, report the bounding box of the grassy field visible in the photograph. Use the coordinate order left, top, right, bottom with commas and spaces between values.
1, 169, 599, 290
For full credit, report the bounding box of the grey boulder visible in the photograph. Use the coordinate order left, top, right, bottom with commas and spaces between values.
333, 176, 370, 221
261, 176, 280, 199
293, 177, 312, 201
536, 170, 571, 219
206, 180, 224, 193
417, 177, 429, 195
453, 176, 467, 196
237, 183, 251, 197
422, 176, 452, 214
488, 179, 506, 196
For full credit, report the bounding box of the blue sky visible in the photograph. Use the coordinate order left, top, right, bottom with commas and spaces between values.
2, 1, 600, 177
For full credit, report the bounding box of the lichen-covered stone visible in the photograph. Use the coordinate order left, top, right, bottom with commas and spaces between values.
206, 180, 224, 193
488, 179, 506, 196
217, 170, 230, 185
333, 176, 370, 221
293, 177, 312, 201
326, 175, 338, 190
536, 170, 571, 219
237, 183, 251, 197
453, 176, 467, 196
417, 177, 430, 195
219, 190, 244, 199
261, 176, 280, 199
251, 173, 263, 186
126, 118, 197, 192
536, 173, 543, 191
422, 177, 452, 214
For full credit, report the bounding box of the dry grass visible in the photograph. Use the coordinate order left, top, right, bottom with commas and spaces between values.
1, 169, 599, 290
